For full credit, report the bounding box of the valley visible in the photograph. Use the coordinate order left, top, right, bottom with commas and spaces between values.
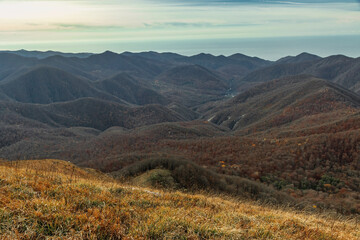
0, 50, 359, 218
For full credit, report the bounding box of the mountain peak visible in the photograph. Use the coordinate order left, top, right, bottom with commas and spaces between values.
192, 53, 214, 58
297, 52, 319, 57
277, 52, 321, 64
100, 50, 118, 56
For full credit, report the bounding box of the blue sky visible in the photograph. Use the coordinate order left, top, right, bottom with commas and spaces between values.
0, 0, 359, 59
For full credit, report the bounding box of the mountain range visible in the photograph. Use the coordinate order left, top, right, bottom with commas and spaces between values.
0, 50, 359, 214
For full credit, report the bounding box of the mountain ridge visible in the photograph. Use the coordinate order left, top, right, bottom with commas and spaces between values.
0, 66, 120, 104
241, 54, 360, 93
206, 75, 360, 130
0, 50, 359, 215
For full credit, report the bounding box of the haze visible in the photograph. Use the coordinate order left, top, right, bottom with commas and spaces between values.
0, 0, 359, 60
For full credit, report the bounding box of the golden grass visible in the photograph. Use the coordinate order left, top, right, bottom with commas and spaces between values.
0, 159, 359, 239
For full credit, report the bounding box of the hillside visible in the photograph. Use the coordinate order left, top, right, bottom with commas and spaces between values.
95, 73, 168, 105
2, 51, 358, 96
155, 64, 229, 107
157, 64, 228, 91
0, 53, 38, 82
185, 53, 272, 81
0, 159, 358, 239
306, 55, 360, 92
241, 55, 360, 93
0, 66, 170, 106
276, 52, 321, 64
121, 51, 184, 62
240, 61, 313, 84
0, 98, 186, 130
205, 75, 360, 131
45, 77, 358, 214
0, 120, 226, 166
0, 51, 359, 217
0, 67, 119, 104
0, 53, 37, 72
84, 51, 168, 79
122, 51, 272, 81
1, 51, 171, 82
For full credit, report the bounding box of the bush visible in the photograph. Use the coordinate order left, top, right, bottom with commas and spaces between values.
148, 170, 176, 188
114, 157, 294, 205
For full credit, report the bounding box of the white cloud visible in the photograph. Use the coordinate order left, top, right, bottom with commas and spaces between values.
0, 0, 358, 55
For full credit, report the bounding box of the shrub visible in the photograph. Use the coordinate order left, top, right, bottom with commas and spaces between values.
114, 157, 294, 205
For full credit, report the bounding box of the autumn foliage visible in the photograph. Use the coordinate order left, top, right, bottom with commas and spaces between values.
0, 159, 359, 239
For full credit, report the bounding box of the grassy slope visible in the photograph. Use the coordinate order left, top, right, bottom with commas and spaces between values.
0, 159, 359, 240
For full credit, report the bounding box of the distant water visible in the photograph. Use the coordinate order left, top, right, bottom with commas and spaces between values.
1, 35, 359, 61
123, 35, 360, 60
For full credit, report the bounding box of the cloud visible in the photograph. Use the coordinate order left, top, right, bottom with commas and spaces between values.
153, 0, 357, 4
143, 22, 216, 28
54, 23, 124, 30
143, 21, 260, 29
0, 0, 359, 52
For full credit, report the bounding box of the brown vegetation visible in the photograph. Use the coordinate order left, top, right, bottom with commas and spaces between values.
0, 159, 359, 239
1, 52, 360, 218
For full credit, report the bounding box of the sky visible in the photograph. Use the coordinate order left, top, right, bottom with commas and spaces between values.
0, 0, 359, 60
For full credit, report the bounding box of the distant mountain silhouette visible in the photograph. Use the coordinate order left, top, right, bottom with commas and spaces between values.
0, 50, 92, 59
121, 51, 184, 62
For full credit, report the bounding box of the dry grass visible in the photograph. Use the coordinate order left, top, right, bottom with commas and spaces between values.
0, 159, 359, 239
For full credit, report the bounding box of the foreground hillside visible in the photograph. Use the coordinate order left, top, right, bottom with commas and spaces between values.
0, 159, 359, 239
